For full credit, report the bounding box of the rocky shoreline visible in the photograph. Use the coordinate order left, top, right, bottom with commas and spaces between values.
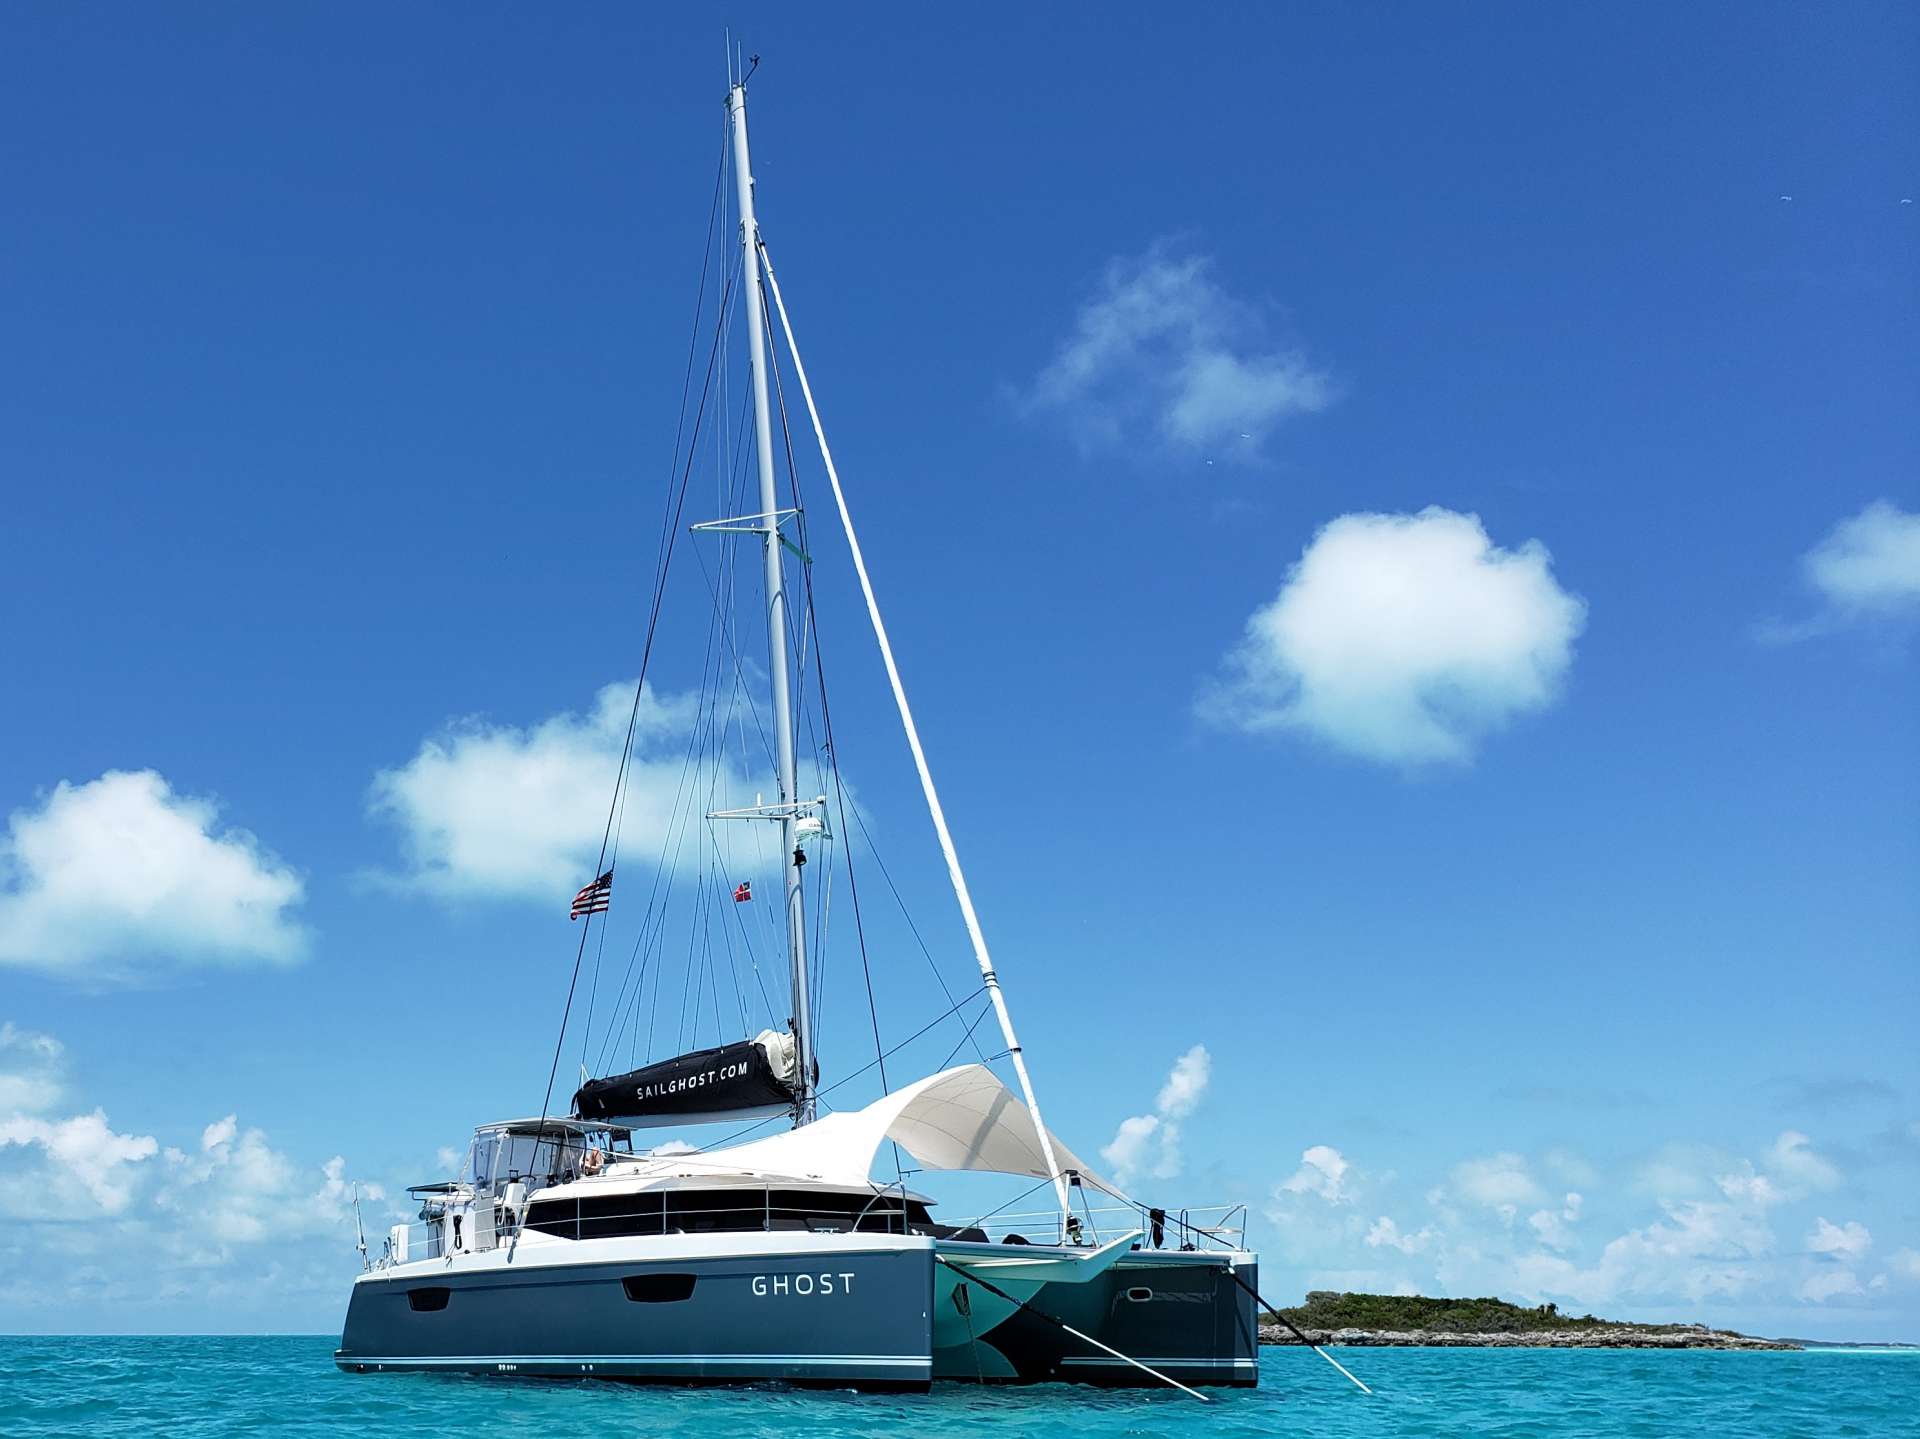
1259, 1323, 1798, 1351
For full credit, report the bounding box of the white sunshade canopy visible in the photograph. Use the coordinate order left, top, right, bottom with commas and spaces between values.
679, 1064, 1107, 1191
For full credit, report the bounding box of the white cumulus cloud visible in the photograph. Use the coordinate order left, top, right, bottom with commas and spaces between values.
1258, 1131, 1884, 1317
1278, 1144, 1353, 1204
1200, 507, 1586, 764
0, 1023, 387, 1317
1451, 1152, 1544, 1210
0, 1108, 160, 1216
1156, 1045, 1211, 1119
1804, 500, 1920, 613
1715, 1166, 1784, 1207
1766, 1130, 1843, 1195
1807, 1217, 1871, 1261
1714, 1131, 1843, 1207
1760, 499, 1920, 641
369, 681, 769, 901
1366, 1216, 1435, 1254
1527, 1194, 1584, 1251
1101, 1044, 1211, 1190
1100, 1115, 1161, 1188
1800, 1268, 1862, 1303
0, 771, 306, 977
157, 1114, 386, 1250
0, 1023, 65, 1115
1551, 1199, 1778, 1307
1025, 245, 1333, 458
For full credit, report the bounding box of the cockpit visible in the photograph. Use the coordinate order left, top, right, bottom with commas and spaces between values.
460, 1118, 633, 1199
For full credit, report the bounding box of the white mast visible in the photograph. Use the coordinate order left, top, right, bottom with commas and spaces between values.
727, 78, 815, 1123
757, 245, 1073, 1227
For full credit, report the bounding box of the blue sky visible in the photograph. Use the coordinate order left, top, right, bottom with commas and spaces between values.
2, 5, 1916, 1339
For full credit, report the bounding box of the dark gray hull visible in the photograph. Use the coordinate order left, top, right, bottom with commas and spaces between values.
336, 1233, 1255, 1391
336, 1238, 933, 1389
935, 1248, 1259, 1388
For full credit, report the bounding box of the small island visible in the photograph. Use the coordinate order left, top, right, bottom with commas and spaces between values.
1258, 1291, 1798, 1351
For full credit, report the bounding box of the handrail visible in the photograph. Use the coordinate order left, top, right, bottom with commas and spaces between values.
373, 1197, 1247, 1271
970, 1201, 1247, 1252
851, 1180, 908, 1233
378, 1191, 926, 1264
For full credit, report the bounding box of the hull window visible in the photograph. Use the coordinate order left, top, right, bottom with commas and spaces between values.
1125, 1287, 1155, 1302
406, 1287, 451, 1312
622, 1272, 698, 1303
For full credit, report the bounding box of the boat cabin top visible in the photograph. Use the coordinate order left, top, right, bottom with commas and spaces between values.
438, 1118, 635, 1200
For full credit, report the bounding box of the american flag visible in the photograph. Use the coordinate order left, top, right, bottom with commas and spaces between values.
570, 869, 614, 920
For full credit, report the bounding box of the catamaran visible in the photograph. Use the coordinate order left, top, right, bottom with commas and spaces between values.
335, 63, 1258, 1392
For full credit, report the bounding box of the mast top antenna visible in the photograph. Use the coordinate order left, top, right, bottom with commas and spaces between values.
723, 37, 758, 93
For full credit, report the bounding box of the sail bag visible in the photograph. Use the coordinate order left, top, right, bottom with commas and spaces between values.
573, 1029, 797, 1127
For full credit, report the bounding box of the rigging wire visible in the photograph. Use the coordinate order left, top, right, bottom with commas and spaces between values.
594, 373, 814, 1076
760, 265, 894, 1108
575, 122, 731, 1084
846, 801, 989, 1065
664, 983, 991, 1157
587, 277, 749, 1079
558, 117, 1008, 1149
812, 986, 987, 1104
536, 120, 739, 1132
933, 996, 998, 1073
590, 361, 766, 1076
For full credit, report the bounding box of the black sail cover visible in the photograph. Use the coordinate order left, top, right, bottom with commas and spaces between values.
573, 1033, 797, 1126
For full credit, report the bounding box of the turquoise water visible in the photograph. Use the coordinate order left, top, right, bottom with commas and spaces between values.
2, 1337, 1915, 1437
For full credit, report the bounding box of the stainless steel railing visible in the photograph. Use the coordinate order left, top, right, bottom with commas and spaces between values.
968, 1201, 1247, 1251
367, 1190, 1249, 1271
370, 1193, 926, 1267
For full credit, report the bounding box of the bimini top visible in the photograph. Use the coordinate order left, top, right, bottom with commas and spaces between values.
479, 1117, 633, 1139
596, 1064, 1106, 1191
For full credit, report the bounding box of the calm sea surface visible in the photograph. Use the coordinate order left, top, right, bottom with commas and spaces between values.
1, 1337, 1914, 1438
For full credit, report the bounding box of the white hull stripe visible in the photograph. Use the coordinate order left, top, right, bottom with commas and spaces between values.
340, 1354, 930, 1368
1059, 1356, 1258, 1368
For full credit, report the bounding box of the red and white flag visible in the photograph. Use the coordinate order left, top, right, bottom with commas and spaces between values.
570, 869, 614, 920
733, 881, 752, 903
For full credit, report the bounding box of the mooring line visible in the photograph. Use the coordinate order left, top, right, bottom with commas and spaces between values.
1227, 1270, 1374, 1394
933, 1256, 1210, 1402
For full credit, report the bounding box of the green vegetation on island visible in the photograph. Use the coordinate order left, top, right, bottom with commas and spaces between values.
1259, 1292, 1796, 1349
1278, 1292, 1625, 1334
